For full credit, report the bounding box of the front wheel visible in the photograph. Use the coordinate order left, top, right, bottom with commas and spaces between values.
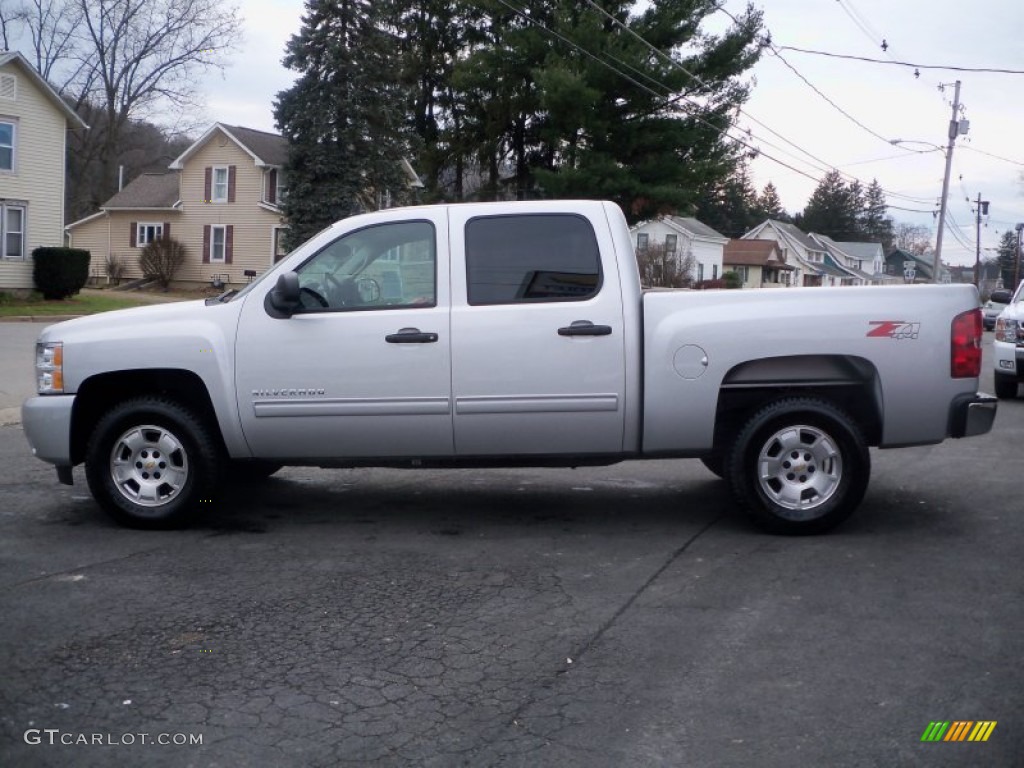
85, 398, 222, 529
725, 398, 870, 535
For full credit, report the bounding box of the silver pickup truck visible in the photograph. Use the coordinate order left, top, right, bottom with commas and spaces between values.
22, 200, 996, 534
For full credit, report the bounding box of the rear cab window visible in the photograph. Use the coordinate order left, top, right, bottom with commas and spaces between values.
464, 214, 602, 305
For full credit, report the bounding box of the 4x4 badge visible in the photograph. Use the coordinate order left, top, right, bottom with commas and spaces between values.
867, 320, 920, 340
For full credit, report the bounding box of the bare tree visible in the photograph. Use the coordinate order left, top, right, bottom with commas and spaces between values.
636, 242, 695, 289
893, 222, 932, 255
9, 0, 82, 85
6, 0, 242, 214
72, 0, 242, 197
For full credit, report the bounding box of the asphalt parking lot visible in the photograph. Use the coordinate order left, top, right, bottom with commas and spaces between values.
0, 329, 1021, 767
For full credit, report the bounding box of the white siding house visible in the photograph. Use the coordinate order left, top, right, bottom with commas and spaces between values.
0, 52, 87, 291
631, 216, 727, 285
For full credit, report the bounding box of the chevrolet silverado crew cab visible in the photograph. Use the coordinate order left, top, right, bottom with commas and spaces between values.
994, 281, 1024, 399
22, 201, 997, 534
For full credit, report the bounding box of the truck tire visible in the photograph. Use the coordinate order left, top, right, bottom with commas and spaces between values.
994, 373, 1018, 400
85, 397, 222, 529
725, 397, 869, 535
699, 455, 725, 479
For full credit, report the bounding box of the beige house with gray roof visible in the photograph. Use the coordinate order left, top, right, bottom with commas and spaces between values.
0, 51, 88, 291
67, 123, 288, 288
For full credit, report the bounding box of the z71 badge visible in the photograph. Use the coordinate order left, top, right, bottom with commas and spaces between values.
867, 320, 920, 340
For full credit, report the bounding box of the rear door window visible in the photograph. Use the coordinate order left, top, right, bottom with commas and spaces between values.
464, 214, 602, 305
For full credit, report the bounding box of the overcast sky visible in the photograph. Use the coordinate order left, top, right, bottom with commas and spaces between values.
202, 0, 1024, 266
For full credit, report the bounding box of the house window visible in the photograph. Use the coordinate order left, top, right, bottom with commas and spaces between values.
210, 225, 226, 262
636, 232, 648, 251
712, 264, 718, 280
212, 166, 229, 202
0, 120, 15, 172
276, 171, 286, 203
697, 262, 704, 282
2, 204, 25, 258
737, 265, 749, 283
137, 222, 164, 246
664, 234, 677, 254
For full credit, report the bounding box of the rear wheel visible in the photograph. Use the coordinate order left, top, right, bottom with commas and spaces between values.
85, 397, 222, 529
726, 397, 869, 535
994, 373, 1018, 399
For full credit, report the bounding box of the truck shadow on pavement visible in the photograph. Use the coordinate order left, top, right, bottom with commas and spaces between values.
36, 465, 954, 539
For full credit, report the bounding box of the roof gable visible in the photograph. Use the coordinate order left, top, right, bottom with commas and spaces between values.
771, 220, 822, 252
667, 216, 727, 241
723, 238, 786, 266
0, 51, 87, 128
169, 123, 287, 170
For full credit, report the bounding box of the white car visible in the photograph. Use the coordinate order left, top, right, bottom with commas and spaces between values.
993, 283, 1023, 398
982, 289, 1012, 331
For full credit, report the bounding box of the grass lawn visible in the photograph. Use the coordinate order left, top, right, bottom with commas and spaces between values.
0, 291, 167, 317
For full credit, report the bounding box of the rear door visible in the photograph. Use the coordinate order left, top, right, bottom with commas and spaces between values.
448, 207, 627, 456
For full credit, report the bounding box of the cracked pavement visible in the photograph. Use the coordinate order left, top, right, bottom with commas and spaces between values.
1, 346, 1022, 767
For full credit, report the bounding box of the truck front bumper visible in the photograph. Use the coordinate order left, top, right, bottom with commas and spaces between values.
993, 340, 1024, 380
949, 392, 997, 438
22, 396, 75, 480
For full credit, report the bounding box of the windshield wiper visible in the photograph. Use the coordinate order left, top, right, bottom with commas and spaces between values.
205, 289, 238, 305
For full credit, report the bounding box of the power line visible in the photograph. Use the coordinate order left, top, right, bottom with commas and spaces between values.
961, 145, 1024, 167
587, 0, 942, 208
490, 0, 943, 218
776, 46, 1024, 75
766, 48, 892, 144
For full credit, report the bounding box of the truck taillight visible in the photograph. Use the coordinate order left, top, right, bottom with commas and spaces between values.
951, 309, 982, 378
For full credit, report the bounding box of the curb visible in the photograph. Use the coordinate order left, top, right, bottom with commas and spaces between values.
0, 315, 81, 323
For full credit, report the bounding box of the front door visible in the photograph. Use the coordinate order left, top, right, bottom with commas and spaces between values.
235, 211, 453, 459
448, 208, 627, 456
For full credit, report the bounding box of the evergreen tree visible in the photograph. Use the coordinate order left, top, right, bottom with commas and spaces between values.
860, 179, 894, 250
996, 229, 1020, 289
754, 181, 787, 222
275, 0, 413, 247
406, 0, 764, 219
694, 164, 759, 237
801, 170, 862, 240
391, 1, 474, 199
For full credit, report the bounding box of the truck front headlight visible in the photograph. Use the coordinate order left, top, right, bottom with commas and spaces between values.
995, 317, 1019, 343
36, 342, 64, 394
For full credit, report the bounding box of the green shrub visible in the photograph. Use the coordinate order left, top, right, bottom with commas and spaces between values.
722, 270, 743, 289
32, 247, 91, 300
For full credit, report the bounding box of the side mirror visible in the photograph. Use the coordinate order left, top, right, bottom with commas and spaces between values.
265, 271, 301, 318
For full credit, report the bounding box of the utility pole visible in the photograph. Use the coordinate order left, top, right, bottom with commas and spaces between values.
974, 193, 989, 288
934, 80, 962, 284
